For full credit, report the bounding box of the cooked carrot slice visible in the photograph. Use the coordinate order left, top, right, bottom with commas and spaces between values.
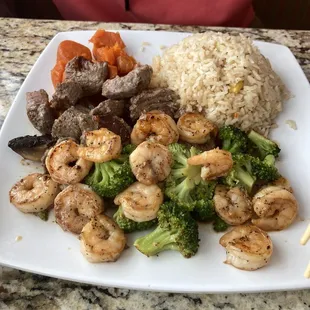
57, 40, 92, 63
89, 30, 126, 48
112, 44, 128, 58
116, 55, 135, 76
108, 65, 118, 79
51, 61, 66, 88
93, 46, 116, 65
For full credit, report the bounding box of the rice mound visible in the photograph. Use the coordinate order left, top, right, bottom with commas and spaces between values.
151, 32, 288, 134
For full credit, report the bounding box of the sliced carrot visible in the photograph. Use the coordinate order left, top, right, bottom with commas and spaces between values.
108, 65, 118, 79
90, 31, 136, 76
116, 55, 135, 76
89, 30, 125, 48
112, 43, 127, 58
93, 46, 116, 65
51, 61, 66, 88
56, 40, 92, 64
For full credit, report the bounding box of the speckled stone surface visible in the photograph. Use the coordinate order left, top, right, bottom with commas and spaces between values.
0, 18, 310, 309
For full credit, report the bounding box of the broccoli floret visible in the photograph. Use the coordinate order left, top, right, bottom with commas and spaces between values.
113, 207, 157, 233
213, 216, 229, 232
122, 144, 136, 155
134, 201, 199, 258
223, 154, 257, 193
248, 130, 280, 159
223, 154, 279, 193
165, 143, 202, 210
251, 154, 280, 182
192, 199, 215, 221
191, 181, 217, 221
219, 125, 249, 154
84, 154, 135, 198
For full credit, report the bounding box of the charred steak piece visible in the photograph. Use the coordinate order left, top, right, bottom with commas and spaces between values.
102, 65, 153, 99
8, 134, 56, 162
50, 81, 83, 110
90, 99, 125, 117
94, 115, 131, 145
129, 88, 179, 122
64, 56, 108, 96
77, 93, 107, 110
52, 106, 98, 141
26, 90, 55, 134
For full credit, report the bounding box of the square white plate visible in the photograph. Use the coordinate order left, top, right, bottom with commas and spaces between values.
0, 30, 309, 293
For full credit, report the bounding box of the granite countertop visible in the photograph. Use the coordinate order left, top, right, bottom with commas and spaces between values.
0, 18, 310, 309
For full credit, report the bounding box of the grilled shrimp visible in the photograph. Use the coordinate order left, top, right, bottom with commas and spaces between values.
187, 148, 233, 180
271, 177, 293, 193
177, 113, 218, 144
54, 183, 104, 234
77, 128, 121, 163
131, 110, 179, 145
80, 214, 126, 263
46, 140, 93, 184
214, 185, 252, 225
9, 173, 59, 213
251, 186, 298, 231
129, 141, 172, 185
114, 182, 163, 222
220, 225, 273, 271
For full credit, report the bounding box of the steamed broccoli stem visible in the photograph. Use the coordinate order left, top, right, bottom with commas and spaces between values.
35, 210, 49, 221
165, 144, 202, 210
165, 177, 196, 210
104, 161, 119, 176
113, 207, 157, 233
134, 202, 199, 258
224, 153, 279, 192
234, 165, 256, 191
248, 130, 280, 159
213, 216, 229, 232
134, 227, 180, 256
224, 164, 256, 193
264, 154, 276, 166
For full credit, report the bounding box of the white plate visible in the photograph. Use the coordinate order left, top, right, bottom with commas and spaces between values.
0, 30, 309, 293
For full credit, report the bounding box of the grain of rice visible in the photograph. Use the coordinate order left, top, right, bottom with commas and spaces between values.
286, 120, 297, 130
151, 32, 289, 135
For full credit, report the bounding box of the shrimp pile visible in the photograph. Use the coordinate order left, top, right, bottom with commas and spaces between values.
10, 128, 128, 263
9, 61, 300, 272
